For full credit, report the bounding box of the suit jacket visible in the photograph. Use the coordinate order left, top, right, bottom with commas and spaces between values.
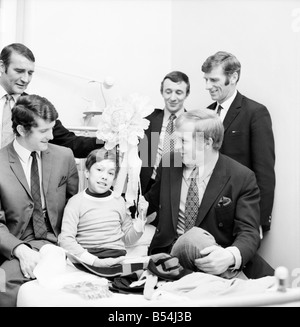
139, 108, 186, 194
50, 119, 104, 158
145, 153, 261, 268
0, 143, 79, 259
208, 91, 275, 231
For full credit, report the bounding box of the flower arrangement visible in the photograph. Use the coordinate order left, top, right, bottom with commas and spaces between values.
96, 93, 154, 153
96, 93, 155, 210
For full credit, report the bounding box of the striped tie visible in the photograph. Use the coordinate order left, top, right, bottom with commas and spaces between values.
31, 151, 47, 239
1, 94, 14, 148
162, 114, 176, 154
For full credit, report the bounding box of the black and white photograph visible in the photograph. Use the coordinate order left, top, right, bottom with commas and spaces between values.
0, 0, 299, 311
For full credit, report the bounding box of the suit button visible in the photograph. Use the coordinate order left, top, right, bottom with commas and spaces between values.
218, 222, 223, 228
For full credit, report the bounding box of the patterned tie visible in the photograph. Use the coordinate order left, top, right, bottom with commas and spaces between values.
162, 114, 176, 154
184, 167, 199, 232
31, 152, 47, 239
1, 94, 14, 148
216, 104, 223, 116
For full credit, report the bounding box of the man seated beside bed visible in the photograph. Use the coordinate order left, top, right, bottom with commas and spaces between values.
0, 94, 79, 307
144, 108, 275, 280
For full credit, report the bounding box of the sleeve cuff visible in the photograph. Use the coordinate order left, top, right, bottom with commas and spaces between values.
225, 246, 242, 270
79, 251, 97, 266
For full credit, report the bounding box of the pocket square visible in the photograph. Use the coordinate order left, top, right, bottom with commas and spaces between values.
218, 196, 232, 207
58, 176, 67, 187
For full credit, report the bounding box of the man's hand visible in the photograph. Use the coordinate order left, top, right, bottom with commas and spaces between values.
194, 245, 235, 275
13, 244, 40, 279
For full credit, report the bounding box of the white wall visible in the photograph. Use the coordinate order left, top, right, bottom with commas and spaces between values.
15, 0, 173, 127
0, 0, 299, 280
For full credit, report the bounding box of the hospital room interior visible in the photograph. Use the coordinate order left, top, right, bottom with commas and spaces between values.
0, 0, 300, 307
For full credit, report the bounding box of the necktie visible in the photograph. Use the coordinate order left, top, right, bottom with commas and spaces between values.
31, 152, 47, 239
184, 167, 199, 232
1, 94, 14, 148
162, 114, 176, 154
216, 104, 223, 116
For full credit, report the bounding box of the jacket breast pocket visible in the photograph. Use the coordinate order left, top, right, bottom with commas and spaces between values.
215, 203, 235, 230
58, 176, 67, 187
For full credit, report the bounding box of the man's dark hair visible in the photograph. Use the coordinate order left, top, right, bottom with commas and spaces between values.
160, 71, 190, 96
201, 51, 241, 85
0, 43, 35, 72
12, 94, 58, 136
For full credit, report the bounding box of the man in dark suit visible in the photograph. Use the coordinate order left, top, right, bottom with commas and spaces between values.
0, 94, 79, 307
139, 71, 190, 194
145, 109, 274, 279
201, 51, 275, 233
0, 43, 103, 157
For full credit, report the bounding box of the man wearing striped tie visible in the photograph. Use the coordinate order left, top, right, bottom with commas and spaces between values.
0, 94, 79, 307
139, 71, 190, 195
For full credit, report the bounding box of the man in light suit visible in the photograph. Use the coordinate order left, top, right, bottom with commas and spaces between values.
201, 51, 275, 233
0, 94, 79, 307
139, 71, 190, 195
0, 43, 103, 157
145, 109, 274, 279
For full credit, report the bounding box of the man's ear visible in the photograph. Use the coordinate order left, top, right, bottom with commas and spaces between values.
230, 72, 238, 85
0, 60, 5, 75
16, 125, 25, 137
84, 169, 89, 180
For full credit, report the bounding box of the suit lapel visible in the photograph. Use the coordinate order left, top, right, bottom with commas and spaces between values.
41, 148, 52, 195
222, 91, 242, 131
8, 144, 32, 197
195, 155, 229, 226
207, 92, 243, 132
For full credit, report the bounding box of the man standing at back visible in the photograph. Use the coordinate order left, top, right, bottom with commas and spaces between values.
139, 71, 190, 194
201, 51, 275, 233
0, 43, 103, 157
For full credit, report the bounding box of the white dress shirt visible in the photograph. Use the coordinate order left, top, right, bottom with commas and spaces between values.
215, 89, 237, 122
151, 107, 185, 180
13, 139, 46, 209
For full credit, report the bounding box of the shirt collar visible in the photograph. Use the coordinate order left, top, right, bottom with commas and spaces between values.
217, 89, 237, 112
164, 107, 185, 121
0, 85, 20, 103
183, 152, 219, 181
13, 139, 41, 164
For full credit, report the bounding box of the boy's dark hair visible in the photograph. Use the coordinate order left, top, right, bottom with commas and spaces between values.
85, 148, 120, 177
